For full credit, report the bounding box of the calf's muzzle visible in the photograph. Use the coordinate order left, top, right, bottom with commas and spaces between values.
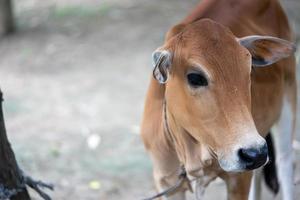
238, 143, 268, 170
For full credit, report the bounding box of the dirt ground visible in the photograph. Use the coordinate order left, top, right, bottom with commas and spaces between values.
0, 0, 299, 199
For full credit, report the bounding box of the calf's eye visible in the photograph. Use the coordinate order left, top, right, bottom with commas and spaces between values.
187, 73, 208, 87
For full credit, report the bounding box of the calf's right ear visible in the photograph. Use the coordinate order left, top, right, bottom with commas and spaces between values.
239, 35, 296, 67
152, 50, 172, 84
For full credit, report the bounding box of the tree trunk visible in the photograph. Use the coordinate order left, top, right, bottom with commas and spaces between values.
0, 0, 14, 37
0, 90, 30, 200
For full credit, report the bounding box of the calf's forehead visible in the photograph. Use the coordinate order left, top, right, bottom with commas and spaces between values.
172, 20, 252, 78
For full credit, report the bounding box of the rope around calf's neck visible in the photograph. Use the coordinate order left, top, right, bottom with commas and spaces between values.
142, 101, 189, 200
142, 166, 187, 200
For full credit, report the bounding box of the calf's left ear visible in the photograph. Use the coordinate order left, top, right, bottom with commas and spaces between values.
238, 35, 296, 67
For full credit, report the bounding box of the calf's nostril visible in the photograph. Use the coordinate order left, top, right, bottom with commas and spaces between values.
239, 148, 259, 162
238, 144, 268, 170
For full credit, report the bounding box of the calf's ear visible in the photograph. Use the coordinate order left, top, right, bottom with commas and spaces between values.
238, 35, 296, 67
152, 50, 171, 84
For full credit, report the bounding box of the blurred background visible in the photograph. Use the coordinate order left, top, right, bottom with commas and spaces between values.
0, 0, 299, 199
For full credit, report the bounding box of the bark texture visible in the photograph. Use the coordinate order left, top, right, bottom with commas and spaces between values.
0, 90, 30, 200
0, 0, 14, 37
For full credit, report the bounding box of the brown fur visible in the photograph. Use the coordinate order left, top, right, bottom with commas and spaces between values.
141, 0, 296, 199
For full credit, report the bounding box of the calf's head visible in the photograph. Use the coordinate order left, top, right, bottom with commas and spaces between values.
153, 19, 295, 172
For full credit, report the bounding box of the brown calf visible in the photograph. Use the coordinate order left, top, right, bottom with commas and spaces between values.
141, 0, 296, 199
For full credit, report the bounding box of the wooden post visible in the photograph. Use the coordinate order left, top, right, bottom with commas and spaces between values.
0, 0, 14, 37
0, 90, 31, 200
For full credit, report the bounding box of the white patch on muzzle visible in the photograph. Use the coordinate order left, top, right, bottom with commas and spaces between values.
218, 133, 267, 172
